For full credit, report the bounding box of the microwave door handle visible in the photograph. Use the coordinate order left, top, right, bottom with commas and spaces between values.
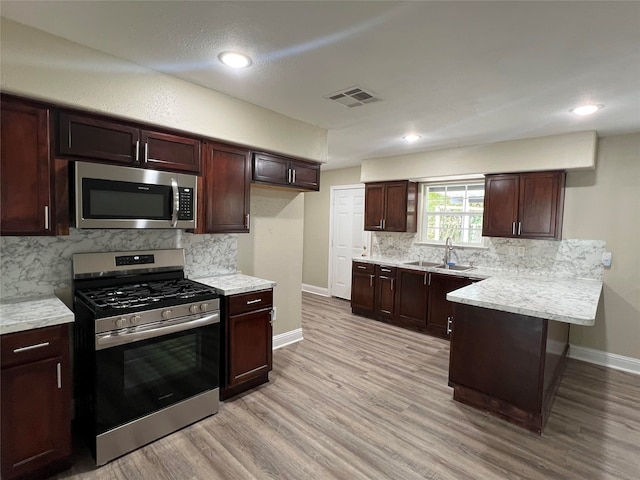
171, 178, 179, 227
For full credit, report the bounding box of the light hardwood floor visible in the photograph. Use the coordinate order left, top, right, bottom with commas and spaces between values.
56, 293, 640, 480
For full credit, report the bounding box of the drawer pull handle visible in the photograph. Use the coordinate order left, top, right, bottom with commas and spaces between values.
57, 362, 62, 389
13, 341, 50, 353
381, 268, 391, 272
357, 266, 367, 270
246, 299, 262, 305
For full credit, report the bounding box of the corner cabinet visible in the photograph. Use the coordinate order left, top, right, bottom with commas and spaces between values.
482, 171, 565, 240
221, 289, 273, 400
252, 152, 320, 191
1, 324, 72, 480
57, 111, 201, 173
198, 142, 251, 233
1, 96, 69, 236
364, 181, 418, 232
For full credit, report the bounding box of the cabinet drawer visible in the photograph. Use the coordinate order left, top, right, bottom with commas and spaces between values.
352, 262, 375, 274
227, 289, 273, 316
376, 265, 396, 277
1, 324, 68, 368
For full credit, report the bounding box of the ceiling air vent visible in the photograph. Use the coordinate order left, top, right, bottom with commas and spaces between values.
325, 86, 382, 108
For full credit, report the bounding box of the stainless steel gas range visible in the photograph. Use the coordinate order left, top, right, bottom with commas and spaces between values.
72, 249, 220, 466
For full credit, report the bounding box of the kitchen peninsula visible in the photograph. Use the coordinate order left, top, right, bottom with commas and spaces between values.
447, 274, 602, 433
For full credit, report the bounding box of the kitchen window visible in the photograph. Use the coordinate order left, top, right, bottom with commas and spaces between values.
418, 182, 485, 245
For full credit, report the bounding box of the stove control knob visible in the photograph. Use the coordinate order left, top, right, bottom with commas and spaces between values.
162, 310, 172, 320
200, 303, 209, 312
130, 315, 141, 326
116, 317, 128, 329
189, 305, 199, 314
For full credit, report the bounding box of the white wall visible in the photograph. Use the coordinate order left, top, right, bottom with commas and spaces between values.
237, 187, 304, 336
0, 18, 327, 162
361, 131, 597, 182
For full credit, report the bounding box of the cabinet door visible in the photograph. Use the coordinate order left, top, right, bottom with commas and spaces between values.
375, 266, 396, 321
427, 274, 472, 338
227, 309, 272, 387
384, 182, 410, 232
364, 183, 385, 230
518, 171, 565, 239
141, 130, 201, 173
482, 174, 519, 238
1, 99, 52, 235
253, 152, 289, 186
351, 270, 376, 315
1, 357, 71, 480
57, 112, 139, 165
290, 160, 320, 191
201, 143, 250, 233
394, 269, 429, 329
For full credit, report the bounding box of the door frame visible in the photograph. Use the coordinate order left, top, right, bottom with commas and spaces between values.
328, 184, 371, 298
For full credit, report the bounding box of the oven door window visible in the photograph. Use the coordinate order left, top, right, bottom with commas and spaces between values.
95, 323, 219, 434
82, 178, 172, 220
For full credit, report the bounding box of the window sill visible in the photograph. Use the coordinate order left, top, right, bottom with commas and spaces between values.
414, 241, 489, 250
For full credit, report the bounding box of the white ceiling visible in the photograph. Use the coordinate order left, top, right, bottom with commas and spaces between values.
2, 1, 639, 170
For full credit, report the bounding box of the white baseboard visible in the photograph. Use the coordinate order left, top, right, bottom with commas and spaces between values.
301, 284, 330, 297
273, 328, 304, 350
569, 344, 640, 375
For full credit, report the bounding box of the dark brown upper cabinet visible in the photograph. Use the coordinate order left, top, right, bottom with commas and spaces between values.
252, 151, 320, 191
57, 111, 201, 173
482, 171, 565, 240
197, 142, 251, 234
364, 181, 417, 232
1, 96, 69, 236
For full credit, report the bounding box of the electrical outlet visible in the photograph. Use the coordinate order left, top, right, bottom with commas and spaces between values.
517, 247, 525, 257
271, 306, 277, 321
602, 251, 612, 267
509, 246, 516, 256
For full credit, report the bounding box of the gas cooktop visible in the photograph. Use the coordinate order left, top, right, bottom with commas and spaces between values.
76, 278, 219, 317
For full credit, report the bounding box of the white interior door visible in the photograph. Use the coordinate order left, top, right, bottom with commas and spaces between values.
329, 185, 370, 300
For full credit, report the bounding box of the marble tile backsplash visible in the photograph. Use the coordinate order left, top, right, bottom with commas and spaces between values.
0, 229, 237, 300
371, 233, 605, 280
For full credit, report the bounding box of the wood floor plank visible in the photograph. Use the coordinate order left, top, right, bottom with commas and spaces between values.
54, 293, 640, 480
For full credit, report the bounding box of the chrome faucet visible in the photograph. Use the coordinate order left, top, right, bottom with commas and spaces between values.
444, 236, 454, 266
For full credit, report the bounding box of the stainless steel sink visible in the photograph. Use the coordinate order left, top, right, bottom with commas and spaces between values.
437, 264, 474, 271
403, 260, 444, 268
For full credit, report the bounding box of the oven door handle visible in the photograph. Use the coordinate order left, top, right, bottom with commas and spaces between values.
95, 312, 219, 350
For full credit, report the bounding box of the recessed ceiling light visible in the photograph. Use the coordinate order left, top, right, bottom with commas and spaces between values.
570, 104, 603, 116
403, 134, 421, 142
218, 51, 252, 69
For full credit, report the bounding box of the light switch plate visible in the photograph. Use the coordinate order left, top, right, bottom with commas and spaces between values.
602, 251, 612, 267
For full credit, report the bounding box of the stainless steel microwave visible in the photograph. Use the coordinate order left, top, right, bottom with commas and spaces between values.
74, 162, 197, 229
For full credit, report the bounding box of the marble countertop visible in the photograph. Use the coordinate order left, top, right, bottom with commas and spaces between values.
447, 275, 602, 326
195, 273, 277, 296
1, 296, 74, 335
354, 256, 603, 326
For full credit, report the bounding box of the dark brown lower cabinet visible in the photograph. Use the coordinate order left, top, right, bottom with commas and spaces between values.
221, 289, 273, 400
448, 303, 569, 433
351, 262, 376, 316
427, 274, 473, 338
374, 265, 396, 322
1, 324, 72, 480
394, 268, 430, 330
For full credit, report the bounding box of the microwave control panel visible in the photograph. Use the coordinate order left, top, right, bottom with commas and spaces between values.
178, 187, 194, 220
